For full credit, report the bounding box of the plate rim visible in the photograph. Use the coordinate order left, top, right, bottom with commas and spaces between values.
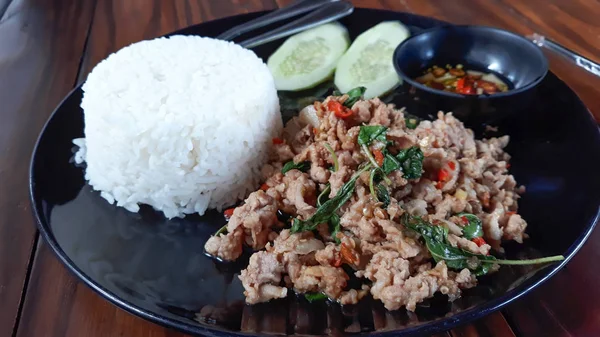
28, 8, 600, 337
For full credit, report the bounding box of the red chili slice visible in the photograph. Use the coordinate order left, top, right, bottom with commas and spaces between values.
472, 237, 487, 247
373, 149, 384, 166
224, 208, 235, 220
327, 100, 353, 119
438, 168, 450, 182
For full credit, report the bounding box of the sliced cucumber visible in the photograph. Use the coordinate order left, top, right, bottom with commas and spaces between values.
268, 23, 350, 91
334, 21, 410, 99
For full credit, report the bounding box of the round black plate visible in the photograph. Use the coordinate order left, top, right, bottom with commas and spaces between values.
30, 9, 600, 337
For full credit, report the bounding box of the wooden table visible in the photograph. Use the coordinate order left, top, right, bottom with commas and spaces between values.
1, 0, 599, 336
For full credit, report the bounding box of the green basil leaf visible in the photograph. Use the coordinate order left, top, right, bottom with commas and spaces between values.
329, 213, 341, 244
281, 161, 311, 175
291, 165, 370, 233
401, 214, 497, 276
458, 213, 484, 239
358, 125, 388, 147
305, 292, 328, 302
376, 184, 390, 208
396, 146, 424, 179
343, 86, 367, 107
382, 153, 401, 174
402, 214, 564, 276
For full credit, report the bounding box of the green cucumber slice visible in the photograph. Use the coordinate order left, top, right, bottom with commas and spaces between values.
334, 21, 410, 99
268, 23, 350, 91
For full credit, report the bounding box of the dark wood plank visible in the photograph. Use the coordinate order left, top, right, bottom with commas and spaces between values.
503, 296, 572, 337
0, 0, 96, 336
79, 0, 277, 79
16, 243, 187, 337
15, 1, 275, 336
388, 0, 600, 121
503, 225, 600, 336
450, 312, 516, 337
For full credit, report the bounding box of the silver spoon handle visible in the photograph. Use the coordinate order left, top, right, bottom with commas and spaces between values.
217, 0, 340, 41
527, 33, 600, 78
239, 1, 353, 49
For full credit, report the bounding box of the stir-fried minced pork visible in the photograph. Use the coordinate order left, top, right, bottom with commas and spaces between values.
205, 190, 280, 261
205, 95, 530, 311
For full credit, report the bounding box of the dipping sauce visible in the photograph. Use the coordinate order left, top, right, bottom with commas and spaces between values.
416, 64, 509, 95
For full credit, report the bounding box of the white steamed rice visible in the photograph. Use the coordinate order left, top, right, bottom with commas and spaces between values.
74, 35, 282, 218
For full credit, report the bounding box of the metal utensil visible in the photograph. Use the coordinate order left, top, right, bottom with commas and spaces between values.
217, 0, 340, 41
238, 1, 353, 48
527, 33, 600, 78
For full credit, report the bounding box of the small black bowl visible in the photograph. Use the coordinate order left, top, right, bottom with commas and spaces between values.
393, 25, 548, 129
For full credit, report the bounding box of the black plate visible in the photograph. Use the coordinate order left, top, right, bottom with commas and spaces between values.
30, 9, 600, 336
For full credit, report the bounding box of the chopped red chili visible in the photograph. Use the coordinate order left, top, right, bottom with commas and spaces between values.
373, 149, 384, 166
260, 183, 269, 191
327, 100, 353, 119
272, 137, 284, 145
448, 161, 456, 171
472, 237, 487, 247
416, 64, 508, 95
224, 207, 235, 220
438, 168, 450, 182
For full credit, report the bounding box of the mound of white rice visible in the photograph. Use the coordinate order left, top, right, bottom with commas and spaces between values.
74, 35, 282, 218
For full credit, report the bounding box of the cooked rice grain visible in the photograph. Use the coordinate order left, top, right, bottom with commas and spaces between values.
74, 35, 282, 218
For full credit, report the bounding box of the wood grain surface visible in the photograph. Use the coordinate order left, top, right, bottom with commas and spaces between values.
1, 0, 599, 336
0, 0, 95, 335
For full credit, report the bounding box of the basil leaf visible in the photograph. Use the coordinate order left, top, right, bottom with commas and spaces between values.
401, 214, 497, 276
358, 125, 388, 147
402, 214, 564, 276
343, 86, 367, 107
376, 184, 390, 208
396, 147, 424, 179
305, 292, 328, 302
382, 153, 401, 174
281, 161, 311, 175
291, 165, 370, 233
382, 147, 424, 179
329, 213, 341, 244
458, 213, 484, 239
